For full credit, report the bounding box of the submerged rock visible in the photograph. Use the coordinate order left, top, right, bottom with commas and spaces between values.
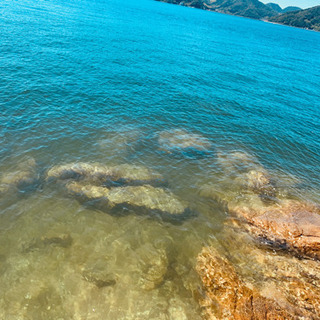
236, 168, 277, 200
66, 182, 188, 217
245, 169, 271, 190
216, 151, 277, 199
137, 244, 168, 290
158, 129, 212, 156
0, 157, 38, 194
82, 261, 116, 288
46, 162, 115, 182
230, 199, 320, 260
98, 129, 142, 153
216, 150, 259, 174
23, 234, 73, 253
245, 169, 275, 196
196, 246, 294, 320
110, 164, 166, 187
46, 162, 165, 187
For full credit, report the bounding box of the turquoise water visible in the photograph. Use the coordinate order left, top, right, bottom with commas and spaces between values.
1, 0, 320, 318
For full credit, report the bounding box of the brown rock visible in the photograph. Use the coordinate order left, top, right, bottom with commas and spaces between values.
220, 220, 320, 319
196, 246, 294, 320
230, 199, 320, 260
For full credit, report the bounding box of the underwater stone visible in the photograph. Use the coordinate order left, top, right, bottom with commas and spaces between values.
158, 129, 212, 155
47, 162, 165, 187
66, 182, 188, 216
23, 234, 73, 253
216, 150, 259, 173
200, 152, 278, 204
246, 169, 271, 190
82, 261, 116, 288
168, 298, 189, 320
137, 244, 168, 290
46, 162, 116, 182
196, 246, 295, 320
98, 129, 142, 152
109, 164, 166, 187
238, 168, 277, 200
0, 157, 38, 193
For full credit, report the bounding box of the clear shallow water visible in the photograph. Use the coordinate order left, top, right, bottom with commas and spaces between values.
1, 0, 320, 318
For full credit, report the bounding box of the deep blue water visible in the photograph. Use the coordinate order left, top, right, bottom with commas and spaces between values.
0, 0, 320, 317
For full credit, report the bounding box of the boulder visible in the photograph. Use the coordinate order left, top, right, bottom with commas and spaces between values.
46, 162, 165, 187
158, 129, 212, 156
196, 246, 295, 320
230, 199, 320, 260
66, 182, 188, 217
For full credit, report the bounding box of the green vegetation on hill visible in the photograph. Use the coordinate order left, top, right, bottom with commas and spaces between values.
266, 3, 302, 14
266, 2, 282, 13
282, 6, 301, 13
269, 5, 320, 31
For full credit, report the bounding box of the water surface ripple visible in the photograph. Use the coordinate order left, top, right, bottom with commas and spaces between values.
0, 0, 320, 318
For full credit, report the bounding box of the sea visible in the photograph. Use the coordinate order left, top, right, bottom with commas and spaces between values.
0, 0, 320, 318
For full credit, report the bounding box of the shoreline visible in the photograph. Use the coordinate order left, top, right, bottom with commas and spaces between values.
156, 0, 320, 32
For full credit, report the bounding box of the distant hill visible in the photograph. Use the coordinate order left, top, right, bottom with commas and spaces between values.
269, 5, 320, 31
266, 2, 282, 13
156, 0, 278, 19
266, 3, 302, 14
282, 6, 301, 13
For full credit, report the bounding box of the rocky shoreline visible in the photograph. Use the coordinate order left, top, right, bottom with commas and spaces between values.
197, 150, 320, 319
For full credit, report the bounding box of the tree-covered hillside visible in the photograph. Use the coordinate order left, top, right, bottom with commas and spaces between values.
269, 5, 320, 31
